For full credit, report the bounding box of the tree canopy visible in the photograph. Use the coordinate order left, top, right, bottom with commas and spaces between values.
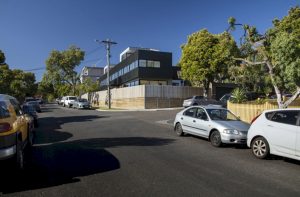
179, 29, 239, 95
229, 6, 300, 108
42, 45, 85, 97
0, 51, 37, 100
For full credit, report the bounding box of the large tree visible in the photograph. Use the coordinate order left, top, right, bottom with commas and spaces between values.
44, 45, 85, 96
0, 51, 37, 100
179, 29, 239, 96
228, 6, 300, 108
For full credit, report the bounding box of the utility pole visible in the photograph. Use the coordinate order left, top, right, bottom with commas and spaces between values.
95, 39, 117, 109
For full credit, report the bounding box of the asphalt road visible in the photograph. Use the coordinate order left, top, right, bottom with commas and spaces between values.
0, 104, 299, 197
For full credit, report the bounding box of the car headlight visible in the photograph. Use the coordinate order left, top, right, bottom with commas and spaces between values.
223, 129, 240, 135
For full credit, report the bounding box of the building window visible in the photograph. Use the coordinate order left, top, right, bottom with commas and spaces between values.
147, 60, 155, 68
139, 60, 146, 67
154, 61, 160, 68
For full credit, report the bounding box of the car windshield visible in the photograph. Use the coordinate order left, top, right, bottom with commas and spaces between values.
22, 105, 36, 113
27, 101, 39, 105
0, 101, 10, 119
206, 109, 239, 121
69, 97, 77, 100
194, 96, 204, 99
78, 99, 88, 102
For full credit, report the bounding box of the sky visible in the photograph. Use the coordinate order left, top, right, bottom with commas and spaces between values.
0, 0, 299, 82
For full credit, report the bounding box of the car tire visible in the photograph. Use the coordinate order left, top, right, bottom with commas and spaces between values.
210, 130, 222, 147
15, 139, 25, 170
251, 137, 270, 159
175, 123, 184, 136
28, 129, 34, 147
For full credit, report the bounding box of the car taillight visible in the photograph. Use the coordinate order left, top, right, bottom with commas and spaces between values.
250, 114, 261, 124
0, 122, 12, 133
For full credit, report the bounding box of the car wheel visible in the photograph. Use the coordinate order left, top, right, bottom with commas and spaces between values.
210, 130, 222, 147
28, 129, 34, 147
15, 140, 24, 170
175, 123, 184, 136
251, 137, 269, 159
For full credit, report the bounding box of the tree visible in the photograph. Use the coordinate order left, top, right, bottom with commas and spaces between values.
78, 77, 99, 96
0, 50, 5, 65
0, 51, 37, 100
179, 29, 239, 96
228, 6, 300, 108
44, 45, 85, 96
10, 70, 37, 100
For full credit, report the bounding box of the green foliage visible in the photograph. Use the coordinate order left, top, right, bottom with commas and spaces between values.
42, 45, 85, 97
180, 29, 239, 93
229, 6, 300, 108
0, 51, 37, 100
230, 88, 247, 103
78, 77, 99, 96
0, 50, 5, 64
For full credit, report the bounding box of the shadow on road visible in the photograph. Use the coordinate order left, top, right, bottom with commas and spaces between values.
0, 137, 174, 194
35, 115, 109, 144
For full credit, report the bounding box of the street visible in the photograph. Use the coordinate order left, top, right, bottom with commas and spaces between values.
0, 104, 299, 197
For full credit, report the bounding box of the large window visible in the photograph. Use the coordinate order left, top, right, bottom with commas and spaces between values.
139, 60, 146, 67
138, 60, 160, 68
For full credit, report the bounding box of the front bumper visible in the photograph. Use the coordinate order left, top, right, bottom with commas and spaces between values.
0, 145, 16, 160
0, 133, 17, 159
221, 133, 247, 144
78, 105, 91, 109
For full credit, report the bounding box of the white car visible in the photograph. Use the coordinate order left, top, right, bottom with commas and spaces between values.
62, 96, 77, 108
247, 108, 300, 160
174, 105, 250, 147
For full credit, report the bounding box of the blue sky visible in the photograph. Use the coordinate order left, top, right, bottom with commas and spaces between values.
0, 0, 299, 81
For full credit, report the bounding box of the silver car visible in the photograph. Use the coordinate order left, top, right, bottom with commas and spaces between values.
183, 95, 223, 108
174, 105, 250, 147
72, 98, 91, 109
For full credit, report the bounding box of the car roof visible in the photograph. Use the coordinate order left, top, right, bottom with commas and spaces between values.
187, 105, 226, 110
0, 94, 16, 101
263, 108, 300, 113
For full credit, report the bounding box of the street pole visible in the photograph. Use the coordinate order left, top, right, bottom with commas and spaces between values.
95, 39, 117, 109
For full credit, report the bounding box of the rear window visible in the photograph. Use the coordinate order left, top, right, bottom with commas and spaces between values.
270, 110, 299, 126
69, 97, 77, 100
194, 96, 204, 100
0, 101, 10, 119
183, 108, 197, 117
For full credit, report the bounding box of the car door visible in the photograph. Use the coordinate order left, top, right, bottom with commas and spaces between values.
10, 99, 28, 142
181, 107, 197, 134
192, 108, 210, 137
267, 110, 298, 156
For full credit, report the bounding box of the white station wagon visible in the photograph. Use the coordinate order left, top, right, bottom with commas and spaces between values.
247, 108, 300, 161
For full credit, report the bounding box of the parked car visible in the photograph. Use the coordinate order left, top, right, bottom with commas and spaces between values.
22, 104, 38, 128
183, 95, 223, 108
56, 97, 61, 104
72, 98, 91, 109
25, 101, 41, 113
62, 96, 77, 108
247, 108, 300, 161
0, 94, 34, 169
174, 105, 250, 147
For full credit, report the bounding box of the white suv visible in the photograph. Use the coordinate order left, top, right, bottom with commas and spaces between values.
62, 96, 77, 108
247, 108, 300, 161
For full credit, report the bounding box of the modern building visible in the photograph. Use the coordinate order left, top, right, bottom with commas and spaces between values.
80, 66, 104, 83
99, 47, 183, 89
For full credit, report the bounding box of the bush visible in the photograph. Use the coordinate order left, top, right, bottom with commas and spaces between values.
230, 88, 247, 103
